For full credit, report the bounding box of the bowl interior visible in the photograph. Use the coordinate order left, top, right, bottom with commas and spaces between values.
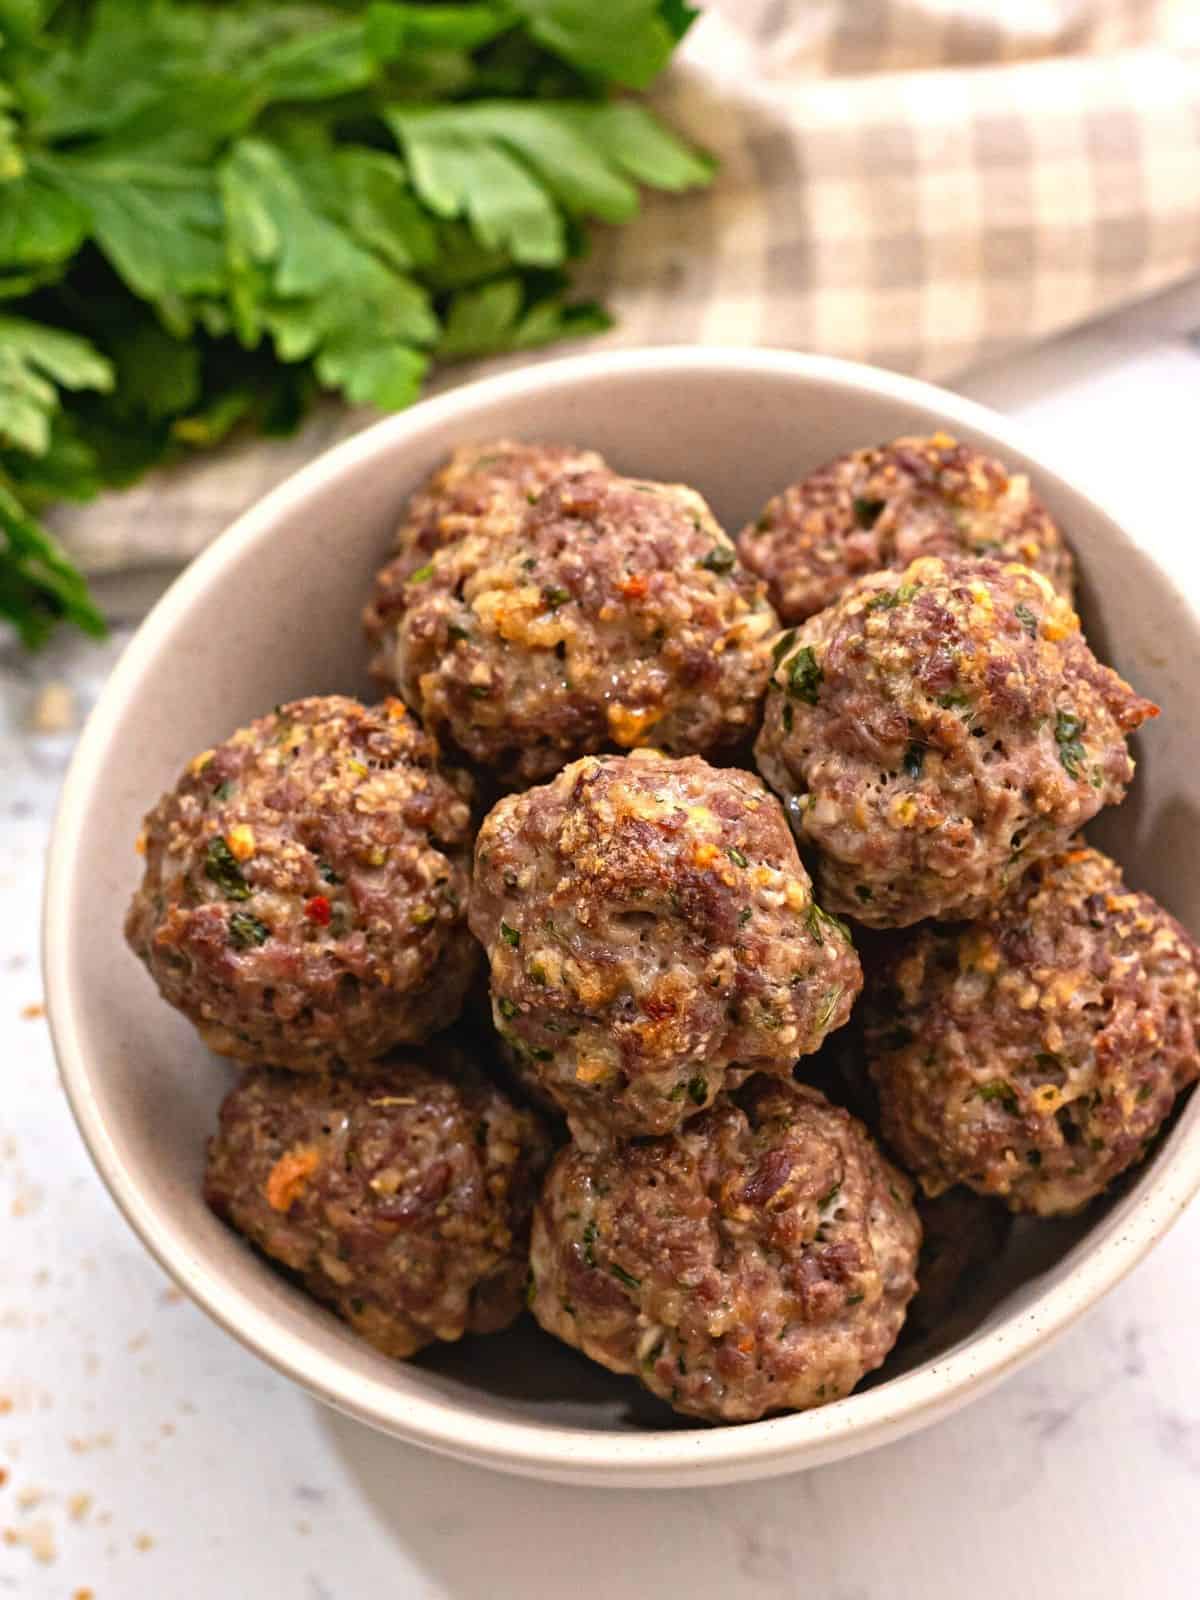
45, 350, 1200, 1484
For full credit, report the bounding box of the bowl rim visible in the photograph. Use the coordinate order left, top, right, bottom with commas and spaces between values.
43, 343, 1200, 1485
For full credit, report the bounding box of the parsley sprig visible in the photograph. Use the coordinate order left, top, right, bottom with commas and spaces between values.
0, 0, 710, 647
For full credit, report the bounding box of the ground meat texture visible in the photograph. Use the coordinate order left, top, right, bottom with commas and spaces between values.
469, 751, 862, 1143
737, 433, 1074, 624
205, 1053, 553, 1358
365, 440, 606, 682
754, 556, 1157, 927
907, 1188, 1011, 1336
529, 1078, 920, 1423
865, 844, 1200, 1215
126, 696, 478, 1070
383, 470, 779, 786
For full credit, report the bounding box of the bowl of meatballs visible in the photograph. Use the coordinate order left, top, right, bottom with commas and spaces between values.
44, 347, 1200, 1486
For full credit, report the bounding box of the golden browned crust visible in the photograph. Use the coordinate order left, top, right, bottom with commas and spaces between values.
382, 471, 779, 785
865, 844, 1200, 1214
755, 556, 1156, 926
206, 1050, 553, 1358
470, 751, 862, 1142
126, 696, 478, 1068
738, 433, 1074, 624
530, 1079, 920, 1422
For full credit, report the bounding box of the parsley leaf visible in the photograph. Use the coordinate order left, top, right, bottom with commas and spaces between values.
438, 276, 610, 359
771, 628, 797, 668
0, 315, 114, 455
204, 836, 251, 900
1054, 709, 1087, 778
806, 902, 850, 945
0, 481, 106, 647
853, 496, 886, 529
699, 541, 736, 573
787, 646, 823, 704
509, 0, 681, 89
228, 910, 270, 949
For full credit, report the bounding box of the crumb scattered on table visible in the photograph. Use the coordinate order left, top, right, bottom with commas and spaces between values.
4, 1517, 56, 1563
26, 681, 75, 734
67, 1431, 113, 1454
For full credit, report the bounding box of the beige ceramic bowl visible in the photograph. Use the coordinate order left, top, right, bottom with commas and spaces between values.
44, 348, 1200, 1487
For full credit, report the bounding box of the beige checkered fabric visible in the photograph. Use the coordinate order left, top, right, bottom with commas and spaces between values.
58, 0, 1200, 575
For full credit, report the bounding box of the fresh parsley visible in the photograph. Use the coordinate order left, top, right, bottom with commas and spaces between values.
204, 837, 250, 900
1054, 709, 1087, 778
902, 742, 924, 779
976, 1080, 1018, 1113
806, 901, 849, 945
867, 582, 918, 613
852, 496, 886, 529
699, 542, 736, 574
771, 627, 797, 668
0, 1, 710, 648
228, 909, 270, 949
816, 984, 843, 1029
786, 645, 822, 704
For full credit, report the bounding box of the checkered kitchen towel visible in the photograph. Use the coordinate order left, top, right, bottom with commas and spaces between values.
59, 0, 1200, 575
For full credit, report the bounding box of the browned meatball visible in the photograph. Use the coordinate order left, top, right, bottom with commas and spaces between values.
755, 557, 1156, 927
206, 1051, 553, 1358
126, 696, 478, 1070
365, 440, 606, 682
380, 470, 779, 786
470, 751, 862, 1143
529, 1078, 921, 1423
865, 844, 1200, 1215
907, 1188, 1012, 1336
738, 433, 1074, 624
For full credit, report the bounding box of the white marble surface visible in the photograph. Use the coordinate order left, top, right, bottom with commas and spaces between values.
6, 288, 1200, 1598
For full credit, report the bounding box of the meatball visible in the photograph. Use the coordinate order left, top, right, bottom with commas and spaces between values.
907, 1188, 1011, 1336
381, 470, 779, 785
738, 433, 1074, 624
205, 1051, 553, 1358
470, 751, 863, 1142
126, 696, 478, 1069
529, 1078, 921, 1423
864, 844, 1200, 1215
365, 439, 606, 681
755, 556, 1156, 927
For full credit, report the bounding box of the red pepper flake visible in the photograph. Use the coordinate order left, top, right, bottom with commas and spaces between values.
305, 895, 332, 926
619, 573, 648, 599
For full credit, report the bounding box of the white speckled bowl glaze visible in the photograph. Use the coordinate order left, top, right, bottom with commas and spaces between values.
44, 348, 1200, 1487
